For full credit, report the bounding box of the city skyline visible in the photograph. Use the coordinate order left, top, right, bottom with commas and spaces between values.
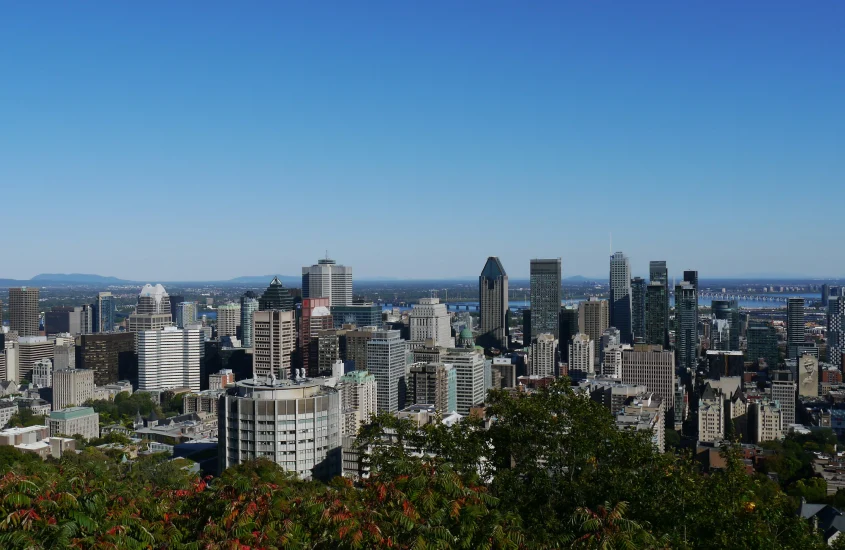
2, 2, 844, 280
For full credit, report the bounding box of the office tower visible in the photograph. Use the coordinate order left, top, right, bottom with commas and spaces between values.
367, 330, 407, 413
529, 333, 558, 377
347, 327, 376, 371
705, 350, 745, 379
771, 380, 797, 426
128, 284, 173, 333
479, 256, 509, 350
317, 331, 342, 373
631, 276, 646, 343
711, 299, 740, 350
443, 347, 486, 415
601, 344, 629, 379
829, 297, 845, 362
331, 303, 382, 329
208, 369, 235, 390
746, 325, 779, 367
339, 370, 378, 436
240, 292, 260, 348
217, 303, 241, 338
787, 298, 806, 359
52, 367, 95, 411
76, 333, 136, 386
174, 302, 197, 329
522, 309, 531, 346
649, 261, 668, 287
302, 257, 353, 307
168, 295, 185, 321
409, 298, 454, 347
219, 377, 341, 480
798, 354, 819, 398
407, 363, 457, 415
137, 326, 201, 392
17, 337, 54, 383
529, 259, 561, 339
568, 333, 595, 377
609, 252, 633, 344
621, 345, 676, 419
9, 287, 39, 337
53, 338, 75, 370
258, 277, 294, 311
300, 298, 334, 376
45, 306, 78, 335
822, 284, 831, 308
93, 292, 116, 333
710, 319, 731, 351
252, 310, 296, 380
683, 270, 698, 289
578, 298, 609, 345
32, 358, 53, 387
675, 281, 698, 370
558, 306, 578, 361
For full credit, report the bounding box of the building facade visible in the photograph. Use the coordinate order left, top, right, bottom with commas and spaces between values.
609, 252, 633, 344
137, 327, 202, 392
302, 258, 353, 307
631, 276, 646, 343
366, 330, 407, 413
675, 281, 698, 370
217, 303, 241, 339
9, 287, 39, 337
529, 333, 558, 377
252, 310, 297, 380
48, 407, 99, 440
76, 332, 136, 386
568, 333, 595, 376
240, 293, 259, 348
94, 292, 116, 333
409, 298, 454, 347
407, 363, 457, 415
578, 298, 609, 346
621, 345, 676, 420
529, 259, 561, 340
478, 256, 509, 350
53, 368, 95, 411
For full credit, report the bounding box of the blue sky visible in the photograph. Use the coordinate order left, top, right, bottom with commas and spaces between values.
1, 2, 843, 280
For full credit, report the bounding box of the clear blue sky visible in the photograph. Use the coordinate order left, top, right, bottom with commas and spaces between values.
2, 2, 843, 281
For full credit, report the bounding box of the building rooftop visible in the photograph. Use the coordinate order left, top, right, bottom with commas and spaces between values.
0, 425, 47, 436
50, 406, 97, 420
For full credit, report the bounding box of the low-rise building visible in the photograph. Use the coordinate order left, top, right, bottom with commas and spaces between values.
615, 393, 665, 453
48, 406, 99, 440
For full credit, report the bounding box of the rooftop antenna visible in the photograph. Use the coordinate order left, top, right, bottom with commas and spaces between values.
325, 249, 329, 260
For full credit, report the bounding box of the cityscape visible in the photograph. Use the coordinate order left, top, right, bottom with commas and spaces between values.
3, 2, 845, 548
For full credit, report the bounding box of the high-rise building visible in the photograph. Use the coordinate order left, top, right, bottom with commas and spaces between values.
798, 354, 819, 398
17, 337, 54, 383
749, 400, 782, 443
53, 368, 95, 411
93, 292, 116, 333
300, 298, 334, 376
45, 306, 77, 335
771, 380, 797, 426
705, 350, 745, 379
674, 281, 698, 370
609, 252, 633, 344
645, 283, 669, 348
601, 343, 630, 379
137, 327, 202, 392
219, 377, 341, 480
631, 277, 646, 343
240, 292, 260, 348
478, 257, 509, 350
330, 303, 382, 330
621, 345, 676, 419
529, 259, 561, 339
822, 284, 831, 308
787, 298, 806, 360
443, 347, 486, 415
32, 358, 53, 387
347, 327, 376, 371
578, 298, 609, 345
76, 332, 136, 386
409, 298, 454, 347
176, 302, 197, 329
9, 287, 40, 337
711, 299, 740, 350
258, 277, 294, 312
252, 310, 297, 380
649, 261, 668, 287
829, 297, 845, 362
339, 369, 378, 436
407, 363, 457, 415
53, 337, 75, 370
529, 333, 558, 377
302, 258, 353, 307
558, 306, 578, 361
128, 284, 173, 334
168, 295, 185, 322
217, 303, 241, 338
568, 333, 595, 376
746, 324, 779, 368
367, 330, 407, 413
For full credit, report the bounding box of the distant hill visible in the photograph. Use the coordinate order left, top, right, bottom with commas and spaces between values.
563, 275, 593, 282
30, 273, 132, 284
227, 275, 300, 285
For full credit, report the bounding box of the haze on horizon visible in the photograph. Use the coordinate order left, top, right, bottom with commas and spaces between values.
2, 2, 843, 281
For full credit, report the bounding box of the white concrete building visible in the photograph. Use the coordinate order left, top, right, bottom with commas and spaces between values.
601, 343, 631, 379
367, 330, 407, 413
31, 358, 54, 388
529, 333, 558, 377
338, 370, 378, 436
751, 399, 783, 443
217, 303, 242, 339
443, 347, 486, 415
409, 298, 454, 348
568, 333, 595, 376
302, 258, 353, 307
53, 368, 95, 411
138, 327, 202, 392
48, 406, 99, 440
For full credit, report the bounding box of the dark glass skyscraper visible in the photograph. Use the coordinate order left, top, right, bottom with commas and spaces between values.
478, 257, 509, 349
675, 280, 698, 370
609, 252, 632, 344
787, 298, 805, 359
631, 277, 646, 343
259, 277, 294, 311
93, 292, 116, 333
646, 282, 668, 348
558, 306, 578, 361
529, 259, 561, 340
711, 299, 740, 351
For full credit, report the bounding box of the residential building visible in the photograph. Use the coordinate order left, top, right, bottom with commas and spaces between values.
258, 277, 294, 311
76, 332, 136, 386
478, 256, 509, 349
568, 333, 594, 376
772, 380, 797, 426
829, 297, 845, 362
787, 298, 806, 359
750, 400, 782, 443
176, 302, 197, 329
218, 377, 341, 481
621, 345, 676, 421
217, 303, 241, 338
9, 287, 39, 337
631, 277, 646, 343
183, 390, 225, 415
252, 310, 297, 380
601, 343, 631, 379
240, 292, 260, 348
616, 393, 665, 453
137, 327, 202, 392
529, 259, 561, 339
302, 257, 353, 307
577, 378, 647, 415
53, 368, 95, 411
409, 298, 454, 348
48, 406, 99, 440
94, 292, 116, 333
367, 330, 407, 413
407, 363, 457, 415
330, 303, 382, 330
443, 347, 486, 415
338, 369, 378, 436
578, 298, 609, 346
529, 333, 558, 377
675, 280, 698, 370
698, 385, 725, 443
609, 252, 633, 344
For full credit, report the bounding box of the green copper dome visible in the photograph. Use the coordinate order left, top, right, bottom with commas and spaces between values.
459, 327, 473, 339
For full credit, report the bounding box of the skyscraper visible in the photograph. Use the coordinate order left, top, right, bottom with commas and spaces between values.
711, 299, 740, 350
240, 292, 259, 348
300, 298, 333, 376
302, 258, 353, 307
568, 333, 595, 376
558, 306, 579, 362
9, 287, 40, 337
675, 281, 698, 370
578, 298, 609, 346
646, 283, 669, 348
443, 347, 486, 415
367, 330, 407, 413
252, 310, 297, 380
747, 324, 779, 368
258, 277, 294, 311
137, 327, 202, 392
822, 284, 831, 308
529, 333, 558, 377
93, 292, 115, 333
787, 298, 806, 359
409, 298, 454, 347
407, 363, 457, 415
128, 284, 173, 333
621, 345, 676, 420
217, 303, 241, 339
631, 277, 646, 343
529, 259, 561, 340
609, 252, 633, 344
829, 297, 845, 363
478, 257, 509, 350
